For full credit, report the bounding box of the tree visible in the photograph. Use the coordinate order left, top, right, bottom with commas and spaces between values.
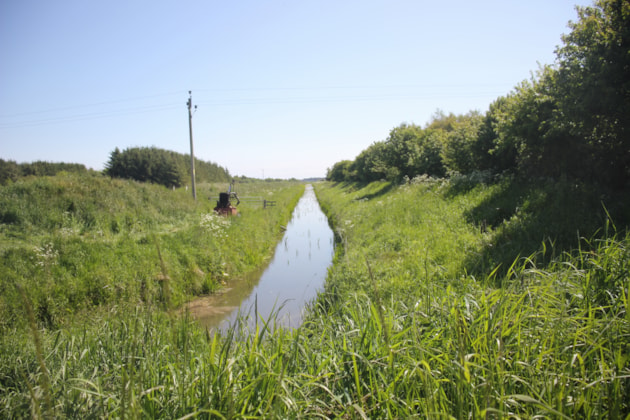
425, 109, 460, 132
385, 124, 423, 180
474, 97, 514, 173
326, 0, 630, 187
104, 147, 230, 188
441, 113, 483, 174
0, 159, 19, 185
327, 160, 354, 182
380, 123, 448, 180
554, 0, 630, 186
412, 129, 447, 178
353, 141, 394, 182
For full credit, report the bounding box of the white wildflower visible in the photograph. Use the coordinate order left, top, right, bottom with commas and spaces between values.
34, 242, 58, 266
200, 213, 231, 238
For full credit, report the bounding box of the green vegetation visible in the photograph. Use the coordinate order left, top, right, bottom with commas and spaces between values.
105, 146, 231, 188
2, 0, 629, 417
312, 179, 629, 418
0, 172, 303, 331
1, 175, 628, 418
0, 159, 91, 185
327, 0, 629, 188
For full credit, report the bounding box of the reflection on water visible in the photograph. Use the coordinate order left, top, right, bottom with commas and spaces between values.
191, 184, 334, 331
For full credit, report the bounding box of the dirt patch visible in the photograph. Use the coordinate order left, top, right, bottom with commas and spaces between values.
183, 290, 238, 319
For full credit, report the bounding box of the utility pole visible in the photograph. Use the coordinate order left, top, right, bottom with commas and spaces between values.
187, 91, 197, 200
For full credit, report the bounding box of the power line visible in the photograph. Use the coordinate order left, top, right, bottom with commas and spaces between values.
0, 103, 181, 129
0, 90, 184, 119
195, 91, 505, 108
192, 82, 512, 93
0, 84, 509, 129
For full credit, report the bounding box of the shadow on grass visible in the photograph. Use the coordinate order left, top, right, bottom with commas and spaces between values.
330, 181, 396, 201
355, 182, 396, 201
454, 177, 630, 282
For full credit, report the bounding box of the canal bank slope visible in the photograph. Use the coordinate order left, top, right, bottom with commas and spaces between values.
309, 179, 628, 418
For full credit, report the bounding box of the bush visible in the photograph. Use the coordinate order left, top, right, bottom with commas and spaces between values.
105, 146, 231, 188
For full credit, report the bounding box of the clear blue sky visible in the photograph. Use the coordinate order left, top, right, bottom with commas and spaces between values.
1, 0, 591, 179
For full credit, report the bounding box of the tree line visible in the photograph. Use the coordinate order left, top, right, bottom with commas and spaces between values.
328, 0, 629, 188
0, 159, 89, 185
104, 146, 231, 187
0, 147, 231, 188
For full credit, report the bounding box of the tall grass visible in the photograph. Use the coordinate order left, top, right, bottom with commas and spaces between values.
1, 176, 628, 418
0, 173, 303, 330
2, 234, 627, 418
311, 178, 629, 417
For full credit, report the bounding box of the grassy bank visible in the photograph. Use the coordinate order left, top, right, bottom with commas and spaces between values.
312, 177, 629, 418
1, 176, 628, 418
0, 173, 303, 330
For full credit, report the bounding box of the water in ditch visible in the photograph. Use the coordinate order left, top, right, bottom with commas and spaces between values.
187, 184, 334, 331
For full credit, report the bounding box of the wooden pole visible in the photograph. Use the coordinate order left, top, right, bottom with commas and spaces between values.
187, 91, 197, 200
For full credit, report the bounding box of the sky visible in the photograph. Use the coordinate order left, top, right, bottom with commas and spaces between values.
1, 0, 592, 180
